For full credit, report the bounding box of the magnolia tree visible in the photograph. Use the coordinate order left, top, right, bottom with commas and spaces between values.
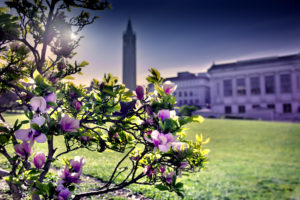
0, 0, 209, 199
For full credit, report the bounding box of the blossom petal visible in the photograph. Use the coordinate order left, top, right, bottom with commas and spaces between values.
35, 133, 47, 143
30, 96, 47, 112
31, 116, 45, 127
15, 129, 31, 141
159, 144, 171, 152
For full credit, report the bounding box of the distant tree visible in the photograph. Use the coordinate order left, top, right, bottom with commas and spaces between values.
179, 105, 199, 116
0, 1, 208, 200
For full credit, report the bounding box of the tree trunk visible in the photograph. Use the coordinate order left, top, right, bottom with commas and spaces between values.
7, 181, 22, 200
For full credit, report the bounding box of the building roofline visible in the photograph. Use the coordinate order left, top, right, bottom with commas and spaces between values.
208, 52, 300, 72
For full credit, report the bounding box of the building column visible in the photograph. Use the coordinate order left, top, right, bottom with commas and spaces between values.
245, 76, 251, 99
260, 74, 265, 96
260, 74, 265, 105
275, 73, 281, 113
291, 69, 297, 113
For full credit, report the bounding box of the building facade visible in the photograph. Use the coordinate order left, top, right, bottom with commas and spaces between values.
122, 20, 136, 91
165, 72, 210, 108
208, 54, 300, 120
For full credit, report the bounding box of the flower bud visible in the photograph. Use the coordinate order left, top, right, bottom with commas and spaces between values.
162, 81, 177, 95
33, 152, 45, 169
135, 85, 144, 100
58, 62, 66, 70
157, 109, 170, 121
57, 187, 71, 200
75, 101, 81, 111
165, 171, 176, 184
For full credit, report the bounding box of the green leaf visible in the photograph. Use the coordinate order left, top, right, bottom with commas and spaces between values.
175, 182, 184, 189
155, 184, 169, 191
33, 70, 41, 80
151, 68, 160, 79
47, 101, 57, 107
64, 75, 75, 80
32, 123, 39, 130
176, 191, 185, 199
13, 119, 19, 129
78, 60, 89, 67
0, 134, 10, 144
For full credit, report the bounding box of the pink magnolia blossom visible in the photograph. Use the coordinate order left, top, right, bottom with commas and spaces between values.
144, 166, 156, 177
30, 96, 47, 113
171, 142, 188, 152
14, 142, 31, 158
162, 81, 177, 95
69, 156, 85, 174
157, 109, 170, 121
59, 156, 85, 184
33, 152, 45, 169
31, 116, 46, 126
58, 188, 71, 200
16, 115, 47, 143
56, 184, 71, 200
59, 115, 80, 132
45, 93, 57, 103
135, 85, 144, 100
58, 167, 81, 184
75, 101, 81, 111
165, 171, 176, 184
160, 166, 166, 174
45, 93, 57, 109
144, 130, 177, 152
15, 128, 47, 143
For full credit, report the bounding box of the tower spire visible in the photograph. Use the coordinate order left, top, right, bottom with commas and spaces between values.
122, 20, 136, 91
125, 20, 133, 35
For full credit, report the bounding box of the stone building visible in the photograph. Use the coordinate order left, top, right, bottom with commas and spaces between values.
164, 72, 210, 108
122, 20, 136, 91
208, 54, 300, 120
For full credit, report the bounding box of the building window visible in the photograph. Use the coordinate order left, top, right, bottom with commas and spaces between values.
265, 75, 275, 94
190, 100, 193, 104
179, 91, 182, 97
184, 100, 187, 104
250, 77, 260, 95
225, 106, 231, 114
236, 78, 246, 96
298, 106, 300, 113
173, 92, 176, 96
179, 100, 182, 106
283, 104, 292, 113
267, 104, 275, 109
280, 74, 291, 93
238, 105, 245, 113
184, 91, 187, 97
195, 99, 199, 104
223, 80, 232, 97
252, 104, 260, 109
189, 91, 193, 96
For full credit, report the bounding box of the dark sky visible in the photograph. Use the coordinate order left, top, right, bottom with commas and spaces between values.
5, 0, 300, 85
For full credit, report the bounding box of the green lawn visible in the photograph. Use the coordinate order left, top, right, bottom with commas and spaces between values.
1, 114, 300, 200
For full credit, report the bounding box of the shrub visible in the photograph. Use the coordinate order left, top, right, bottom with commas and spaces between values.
0, 1, 208, 199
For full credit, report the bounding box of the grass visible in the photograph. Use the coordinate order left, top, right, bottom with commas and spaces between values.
1, 114, 300, 199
